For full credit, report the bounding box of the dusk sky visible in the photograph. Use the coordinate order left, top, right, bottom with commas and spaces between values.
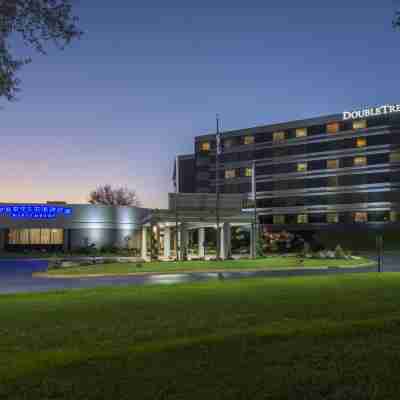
1, 0, 400, 208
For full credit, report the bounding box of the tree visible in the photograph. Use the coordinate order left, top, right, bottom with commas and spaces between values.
88, 185, 141, 207
395, 11, 400, 30
0, 0, 82, 101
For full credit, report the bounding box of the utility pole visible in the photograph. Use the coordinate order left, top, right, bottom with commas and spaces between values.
215, 114, 221, 260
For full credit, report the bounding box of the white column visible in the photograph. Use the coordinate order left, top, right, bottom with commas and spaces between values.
164, 227, 171, 258
198, 227, 205, 258
220, 223, 231, 260
141, 226, 148, 260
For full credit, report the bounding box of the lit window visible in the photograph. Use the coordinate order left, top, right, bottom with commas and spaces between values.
297, 214, 308, 224
327, 213, 339, 223
327, 159, 339, 169
354, 156, 367, 167
296, 128, 307, 138
273, 131, 286, 143
390, 211, 398, 222
327, 122, 340, 134
8, 229, 64, 245
390, 150, 400, 163
353, 120, 367, 130
354, 212, 368, 223
244, 135, 254, 145
200, 142, 210, 152
273, 215, 285, 224
297, 162, 308, 172
356, 137, 367, 148
245, 167, 252, 177
225, 169, 236, 179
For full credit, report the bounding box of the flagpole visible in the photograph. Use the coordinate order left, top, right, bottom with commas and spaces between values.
215, 114, 221, 261
252, 160, 258, 259
175, 156, 179, 261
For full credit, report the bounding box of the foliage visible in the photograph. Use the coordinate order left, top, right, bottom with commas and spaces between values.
0, 0, 82, 101
334, 244, 346, 259
88, 184, 140, 207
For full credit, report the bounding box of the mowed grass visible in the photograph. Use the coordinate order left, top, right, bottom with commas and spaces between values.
45, 256, 374, 276
2, 273, 400, 398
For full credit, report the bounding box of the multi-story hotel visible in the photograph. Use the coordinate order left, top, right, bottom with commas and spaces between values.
176, 104, 400, 245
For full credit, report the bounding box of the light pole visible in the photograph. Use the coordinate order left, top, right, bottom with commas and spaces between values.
215, 114, 221, 260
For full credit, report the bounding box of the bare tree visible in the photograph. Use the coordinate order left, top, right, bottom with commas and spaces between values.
0, 0, 82, 101
88, 184, 141, 207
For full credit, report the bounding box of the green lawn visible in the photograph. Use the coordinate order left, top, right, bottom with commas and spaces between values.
2, 273, 400, 399
45, 256, 374, 276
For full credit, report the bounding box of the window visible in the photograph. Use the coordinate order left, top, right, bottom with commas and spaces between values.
356, 137, 367, 148
200, 142, 210, 152
225, 169, 236, 179
327, 213, 339, 223
273, 131, 286, 143
244, 167, 252, 177
295, 128, 307, 138
353, 120, 367, 130
354, 212, 368, 223
390, 211, 398, 222
327, 122, 340, 134
244, 135, 254, 145
273, 215, 285, 224
297, 214, 308, 224
297, 162, 308, 172
8, 229, 64, 245
327, 159, 339, 169
327, 176, 339, 187
390, 150, 400, 163
224, 139, 234, 149
354, 156, 367, 167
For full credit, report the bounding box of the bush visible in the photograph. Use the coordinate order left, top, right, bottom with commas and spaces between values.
334, 245, 346, 259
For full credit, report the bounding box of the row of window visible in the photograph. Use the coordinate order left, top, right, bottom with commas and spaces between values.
198, 119, 375, 152
270, 211, 398, 225
8, 229, 64, 245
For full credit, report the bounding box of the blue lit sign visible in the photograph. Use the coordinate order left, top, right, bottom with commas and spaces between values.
0, 205, 72, 219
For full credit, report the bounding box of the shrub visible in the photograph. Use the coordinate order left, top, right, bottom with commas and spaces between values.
334, 245, 346, 259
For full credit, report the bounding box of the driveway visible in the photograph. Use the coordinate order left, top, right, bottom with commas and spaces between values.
0, 257, 385, 295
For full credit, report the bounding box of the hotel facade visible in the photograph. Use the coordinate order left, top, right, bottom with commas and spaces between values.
176, 104, 400, 244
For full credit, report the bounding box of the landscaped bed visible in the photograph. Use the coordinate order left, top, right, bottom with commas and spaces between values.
43, 256, 375, 276
1, 273, 400, 399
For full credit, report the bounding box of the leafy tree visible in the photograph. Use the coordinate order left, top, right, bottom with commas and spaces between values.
88, 184, 141, 207
0, 0, 82, 101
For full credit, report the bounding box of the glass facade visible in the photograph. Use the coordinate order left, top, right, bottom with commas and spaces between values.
8, 229, 64, 245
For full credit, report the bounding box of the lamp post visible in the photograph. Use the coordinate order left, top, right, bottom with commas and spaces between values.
215, 114, 221, 260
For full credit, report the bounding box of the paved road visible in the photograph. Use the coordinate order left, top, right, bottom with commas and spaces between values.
0, 257, 388, 295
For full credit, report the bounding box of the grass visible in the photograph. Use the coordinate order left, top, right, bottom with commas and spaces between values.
45, 256, 374, 276
2, 273, 400, 398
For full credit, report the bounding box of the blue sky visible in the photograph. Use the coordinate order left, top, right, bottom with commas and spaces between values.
1, 0, 399, 207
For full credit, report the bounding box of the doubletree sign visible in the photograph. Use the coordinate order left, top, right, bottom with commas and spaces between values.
343, 104, 400, 120
0, 205, 72, 219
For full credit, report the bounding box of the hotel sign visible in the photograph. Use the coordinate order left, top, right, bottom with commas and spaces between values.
343, 104, 400, 121
0, 205, 72, 219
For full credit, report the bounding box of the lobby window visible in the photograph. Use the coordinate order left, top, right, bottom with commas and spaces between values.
356, 137, 367, 148
354, 156, 367, 167
244, 135, 254, 145
354, 212, 368, 223
327, 159, 339, 169
8, 229, 63, 245
273, 131, 286, 143
273, 215, 285, 224
225, 169, 236, 179
245, 167, 252, 177
327, 122, 340, 134
327, 213, 339, 223
390, 211, 398, 222
297, 162, 308, 172
200, 142, 210, 152
390, 150, 400, 163
295, 128, 308, 138
297, 214, 308, 224
353, 119, 367, 130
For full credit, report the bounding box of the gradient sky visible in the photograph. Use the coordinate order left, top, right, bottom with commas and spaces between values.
1, 0, 400, 208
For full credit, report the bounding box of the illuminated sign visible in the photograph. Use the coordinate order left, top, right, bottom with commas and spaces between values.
343, 104, 400, 121
0, 205, 72, 219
